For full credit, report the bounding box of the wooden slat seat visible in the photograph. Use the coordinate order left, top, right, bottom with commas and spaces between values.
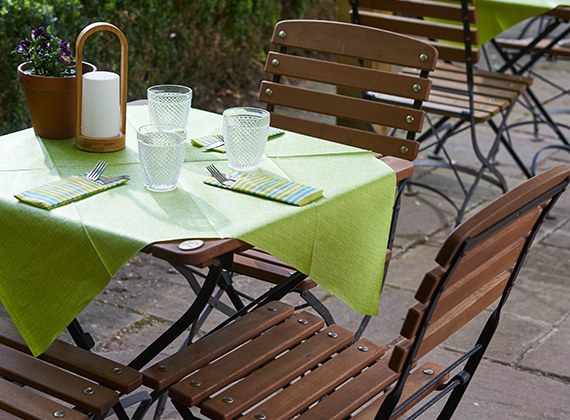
148, 165, 570, 420
0, 318, 143, 419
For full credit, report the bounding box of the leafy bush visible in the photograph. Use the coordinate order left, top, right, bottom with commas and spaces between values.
0, 0, 322, 136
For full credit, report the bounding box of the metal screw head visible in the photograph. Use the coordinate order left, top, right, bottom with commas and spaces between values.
507, 83, 513, 87
412, 83, 421, 92
480, 105, 487, 109
328, 332, 338, 338
223, 396, 234, 404
271, 58, 279, 67
489, 98, 496, 103
298, 318, 308, 325
498, 90, 504, 95
159, 365, 170, 372
267, 306, 277, 312
358, 345, 369, 352
419, 53, 428, 62
423, 369, 434, 375
112, 367, 123, 374
54, 411, 65, 418
400, 146, 409, 154
190, 380, 202, 387
255, 415, 267, 420
406, 115, 415, 124
265, 88, 273, 97
279, 30, 287, 38
83, 387, 94, 395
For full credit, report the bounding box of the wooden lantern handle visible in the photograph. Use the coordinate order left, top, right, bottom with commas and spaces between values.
75, 22, 128, 152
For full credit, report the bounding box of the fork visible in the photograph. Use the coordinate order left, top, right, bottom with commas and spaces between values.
85, 160, 109, 182
206, 164, 235, 186
200, 134, 225, 151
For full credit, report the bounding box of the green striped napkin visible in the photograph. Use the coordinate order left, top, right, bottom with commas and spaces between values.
15, 175, 129, 210
191, 127, 284, 152
204, 169, 323, 206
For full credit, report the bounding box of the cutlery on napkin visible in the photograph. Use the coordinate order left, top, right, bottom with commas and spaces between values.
204, 168, 323, 206
192, 127, 285, 152
15, 174, 130, 210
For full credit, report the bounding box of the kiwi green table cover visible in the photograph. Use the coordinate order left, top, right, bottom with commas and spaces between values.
475, 0, 568, 45
0, 105, 396, 357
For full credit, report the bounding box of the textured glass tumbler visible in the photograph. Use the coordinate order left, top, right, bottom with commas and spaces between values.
137, 124, 186, 192
223, 107, 270, 171
147, 85, 192, 128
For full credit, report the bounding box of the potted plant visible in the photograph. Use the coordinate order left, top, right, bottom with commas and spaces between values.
13, 26, 96, 139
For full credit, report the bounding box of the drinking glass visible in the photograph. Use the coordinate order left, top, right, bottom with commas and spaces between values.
223, 107, 270, 171
137, 124, 186, 192
147, 85, 192, 128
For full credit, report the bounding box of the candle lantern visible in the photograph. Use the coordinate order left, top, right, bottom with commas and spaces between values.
75, 22, 128, 152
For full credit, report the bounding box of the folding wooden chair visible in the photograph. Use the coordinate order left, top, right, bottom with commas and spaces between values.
140, 164, 570, 420
0, 318, 145, 420
177, 19, 437, 343
350, 0, 535, 223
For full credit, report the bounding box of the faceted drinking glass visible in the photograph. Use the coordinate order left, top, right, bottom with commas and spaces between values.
147, 85, 192, 128
137, 124, 186, 192
223, 107, 270, 171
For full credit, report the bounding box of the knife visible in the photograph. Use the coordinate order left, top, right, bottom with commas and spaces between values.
99, 175, 130, 184
200, 140, 225, 151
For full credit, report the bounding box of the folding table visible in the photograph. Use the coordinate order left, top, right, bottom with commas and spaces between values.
0, 105, 407, 370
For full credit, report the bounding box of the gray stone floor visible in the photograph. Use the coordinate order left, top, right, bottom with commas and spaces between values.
3, 43, 570, 420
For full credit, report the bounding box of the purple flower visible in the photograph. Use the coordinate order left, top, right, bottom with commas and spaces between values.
58, 42, 73, 64
31, 26, 46, 41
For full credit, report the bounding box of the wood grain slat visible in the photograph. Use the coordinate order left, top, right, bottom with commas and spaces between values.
270, 20, 438, 71
239, 338, 385, 420
0, 318, 141, 394
199, 324, 354, 420
354, 0, 477, 23
350, 362, 449, 420
0, 345, 119, 416
265, 52, 432, 101
266, 112, 420, 160
435, 62, 533, 85
142, 301, 294, 391
357, 10, 478, 45
232, 254, 317, 290
260, 82, 425, 132
171, 312, 325, 406
496, 38, 570, 57
0, 379, 88, 420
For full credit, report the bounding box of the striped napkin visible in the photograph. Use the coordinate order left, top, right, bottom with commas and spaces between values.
15, 174, 129, 210
204, 169, 323, 206
191, 127, 285, 152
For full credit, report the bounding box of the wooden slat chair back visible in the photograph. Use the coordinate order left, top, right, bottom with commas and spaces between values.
0, 317, 144, 420
350, 0, 536, 223
140, 164, 570, 420
201, 19, 435, 342
258, 19, 438, 161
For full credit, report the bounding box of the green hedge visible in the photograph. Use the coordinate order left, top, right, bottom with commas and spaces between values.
0, 0, 321, 136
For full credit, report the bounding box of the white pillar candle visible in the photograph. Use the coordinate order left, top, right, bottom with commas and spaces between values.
81, 71, 120, 138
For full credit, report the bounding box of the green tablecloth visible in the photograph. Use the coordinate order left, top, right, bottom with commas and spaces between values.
0, 106, 396, 356
476, 0, 568, 45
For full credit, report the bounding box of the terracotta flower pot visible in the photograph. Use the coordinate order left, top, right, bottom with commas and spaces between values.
18, 62, 97, 139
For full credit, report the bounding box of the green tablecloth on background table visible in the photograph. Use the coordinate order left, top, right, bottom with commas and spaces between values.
476, 0, 568, 45
0, 106, 396, 356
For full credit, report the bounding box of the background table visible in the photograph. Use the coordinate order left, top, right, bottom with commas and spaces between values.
476, 0, 568, 45
0, 105, 396, 356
